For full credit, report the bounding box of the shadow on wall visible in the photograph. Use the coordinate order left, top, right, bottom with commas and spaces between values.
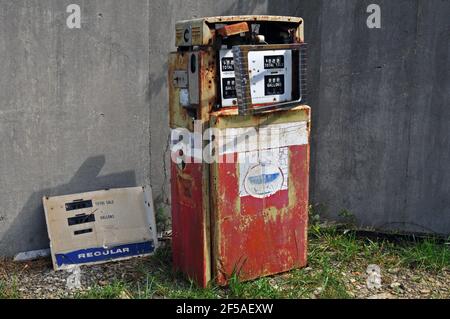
0, 155, 136, 257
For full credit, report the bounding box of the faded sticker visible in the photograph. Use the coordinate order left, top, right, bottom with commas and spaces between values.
239, 147, 289, 198
218, 121, 308, 155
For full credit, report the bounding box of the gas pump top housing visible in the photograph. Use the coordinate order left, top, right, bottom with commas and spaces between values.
170, 15, 307, 122
175, 15, 304, 48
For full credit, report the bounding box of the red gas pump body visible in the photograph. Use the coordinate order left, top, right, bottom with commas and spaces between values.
169, 16, 309, 287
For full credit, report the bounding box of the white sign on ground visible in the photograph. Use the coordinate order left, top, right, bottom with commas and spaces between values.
43, 186, 158, 271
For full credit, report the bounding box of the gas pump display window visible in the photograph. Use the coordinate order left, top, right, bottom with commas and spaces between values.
232, 43, 307, 115
264, 75, 285, 96
248, 50, 292, 105
264, 55, 285, 69
220, 49, 237, 107
222, 78, 237, 99
221, 57, 235, 72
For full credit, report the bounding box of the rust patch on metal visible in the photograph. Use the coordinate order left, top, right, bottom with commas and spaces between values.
210, 107, 311, 286
176, 171, 193, 201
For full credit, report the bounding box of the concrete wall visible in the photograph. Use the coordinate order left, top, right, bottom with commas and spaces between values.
0, 0, 151, 256
0, 0, 449, 256
269, 0, 450, 234
0, 0, 268, 256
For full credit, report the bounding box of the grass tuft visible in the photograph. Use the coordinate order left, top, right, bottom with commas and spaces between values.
74, 281, 128, 299
399, 239, 450, 271
0, 278, 21, 299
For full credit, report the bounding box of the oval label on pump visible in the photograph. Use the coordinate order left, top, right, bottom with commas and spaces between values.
244, 163, 284, 198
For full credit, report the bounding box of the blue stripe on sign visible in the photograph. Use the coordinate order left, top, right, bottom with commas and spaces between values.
248, 173, 280, 185
55, 241, 155, 267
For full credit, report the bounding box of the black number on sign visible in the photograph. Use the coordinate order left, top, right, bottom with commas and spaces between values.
68, 214, 95, 226
65, 200, 93, 211
74, 228, 93, 236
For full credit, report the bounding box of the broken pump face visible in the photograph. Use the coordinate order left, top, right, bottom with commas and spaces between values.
178, 19, 307, 115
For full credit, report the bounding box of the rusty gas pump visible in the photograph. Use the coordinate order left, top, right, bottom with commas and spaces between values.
169, 16, 310, 287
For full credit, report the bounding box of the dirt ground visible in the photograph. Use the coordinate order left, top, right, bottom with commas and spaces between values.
0, 257, 144, 299
1, 237, 449, 299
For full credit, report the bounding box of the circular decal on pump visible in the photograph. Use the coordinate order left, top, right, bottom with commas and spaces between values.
244, 163, 284, 199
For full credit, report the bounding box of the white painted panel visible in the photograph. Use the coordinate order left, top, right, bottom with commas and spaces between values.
218, 121, 308, 155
